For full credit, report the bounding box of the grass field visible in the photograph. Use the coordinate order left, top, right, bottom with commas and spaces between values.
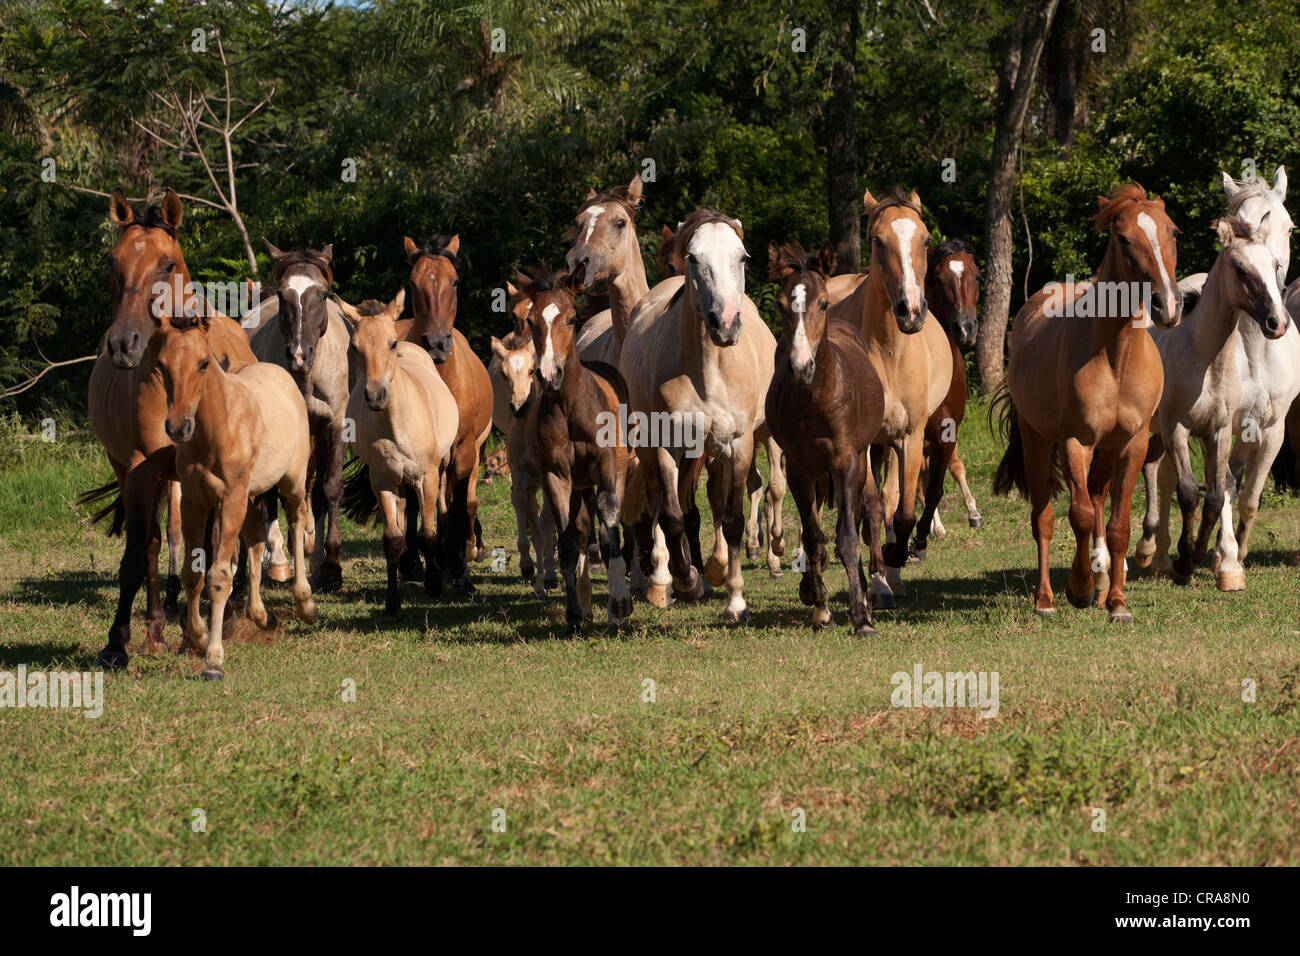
1, 401, 1298, 866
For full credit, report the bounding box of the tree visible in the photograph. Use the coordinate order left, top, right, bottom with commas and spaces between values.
824, 0, 861, 274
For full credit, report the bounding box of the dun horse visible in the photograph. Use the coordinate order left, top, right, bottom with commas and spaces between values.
245, 240, 351, 592
86, 188, 256, 667
521, 265, 634, 631
765, 243, 888, 636
1135, 215, 1290, 588
922, 239, 983, 536
994, 184, 1183, 622
400, 234, 493, 587
340, 291, 458, 618
827, 189, 952, 600
157, 317, 315, 681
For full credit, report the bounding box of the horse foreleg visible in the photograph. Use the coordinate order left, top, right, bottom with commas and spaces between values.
1234, 422, 1285, 563
745, 459, 762, 558
834, 458, 873, 637
164, 480, 183, 618
379, 486, 406, 620
1194, 428, 1231, 583
704, 455, 729, 589
596, 456, 632, 629
1059, 437, 1098, 608
1151, 454, 1176, 577
512, 464, 537, 586
882, 434, 922, 597
860, 449, 893, 611
655, 448, 702, 601
142, 475, 168, 652
1086, 453, 1112, 608
720, 439, 753, 625
536, 480, 558, 593
99, 461, 157, 668
1102, 432, 1147, 622
178, 497, 209, 660
398, 487, 423, 584
913, 428, 955, 562
315, 416, 345, 593
202, 491, 250, 680
1133, 435, 1164, 567
1167, 423, 1200, 583
264, 489, 292, 583
1019, 423, 1057, 614
788, 468, 827, 628
418, 470, 444, 599
949, 445, 982, 528
762, 430, 787, 575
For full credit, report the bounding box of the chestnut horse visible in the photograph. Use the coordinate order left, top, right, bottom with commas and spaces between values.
399, 234, 493, 587
245, 241, 351, 592
994, 184, 1183, 622
340, 290, 459, 618
922, 239, 982, 535
522, 265, 634, 632
85, 188, 256, 668
157, 317, 315, 680
765, 243, 888, 636
827, 189, 952, 601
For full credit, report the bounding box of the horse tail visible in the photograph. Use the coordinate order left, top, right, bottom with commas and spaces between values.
78, 480, 125, 537
990, 383, 1062, 499
340, 454, 379, 525
1271, 419, 1300, 494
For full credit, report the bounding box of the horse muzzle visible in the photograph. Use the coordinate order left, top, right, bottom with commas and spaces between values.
424, 332, 453, 364
365, 383, 389, 411
956, 315, 978, 351
893, 297, 927, 334
790, 357, 816, 386
705, 310, 743, 347
1260, 309, 1290, 340
106, 329, 147, 370
1149, 289, 1183, 329
164, 416, 195, 444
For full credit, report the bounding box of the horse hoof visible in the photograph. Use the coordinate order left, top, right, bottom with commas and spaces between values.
674, 571, 705, 603
1065, 585, 1095, 609
722, 606, 749, 626
1171, 569, 1192, 587
268, 562, 293, 584
543, 574, 559, 591
201, 668, 224, 682
703, 557, 727, 588
611, 596, 633, 620
398, 556, 424, 584
1108, 606, 1133, 624
474, 547, 488, 563
1216, 570, 1245, 592
646, 584, 673, 609
812, 607, 832, 630
871, 591, 896, 611
96, 650, 129, 670
968, 515, 982, 528
770, 538, 785, 558
296, 601, 317, 625
909, 547, 926, 564
854, 623, 878, 638
1034, 605, 1056, 617
746, 546, 761, 560
257, 610, 279, 631
314, 563, 344, 594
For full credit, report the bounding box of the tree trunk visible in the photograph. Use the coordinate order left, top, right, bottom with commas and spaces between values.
824, 2, 860, 274
976, 0, 1060, 394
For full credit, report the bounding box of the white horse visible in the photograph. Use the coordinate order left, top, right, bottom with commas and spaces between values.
1135, 215, 1291, 588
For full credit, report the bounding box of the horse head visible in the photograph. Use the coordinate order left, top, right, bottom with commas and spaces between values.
106, 187, 190, 369
864, 188, 930, 334
1223, 166, 1291, 294
676, 209, 748, 346
565, 175, 643, 284
156, 316, 223, 444
925, 239, 979, 351
338, 289, 405, 412
264, 239, 334, 377
490, 333, 537, 416
1094, 183, 1183, 329
769, 241, 835, 386
404, 234, 459, 363
1214, 215, 1290, 340
521, 265, 585, 392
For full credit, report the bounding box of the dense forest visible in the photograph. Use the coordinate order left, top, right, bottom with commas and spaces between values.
2, 0, 1298, 416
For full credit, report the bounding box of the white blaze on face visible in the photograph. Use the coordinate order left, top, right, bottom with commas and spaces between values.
508, 354, 526, 373
686, 222, 746, 321
539, 302, 560, 380
891, 218, 921, 309
285, 274, 320, 364
1136, 212, 1177, 309
1237, 194, 1293, 290
1242, 242, 1289, 328
790, 282, 813, 370
583, 205, 606, 245
948, 259, 965, 277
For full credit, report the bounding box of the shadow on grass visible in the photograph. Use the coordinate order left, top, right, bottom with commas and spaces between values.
6, 571, 115, 610
0, 639, 90, 669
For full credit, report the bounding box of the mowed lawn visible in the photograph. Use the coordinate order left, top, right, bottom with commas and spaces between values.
1, 401, 1298, 866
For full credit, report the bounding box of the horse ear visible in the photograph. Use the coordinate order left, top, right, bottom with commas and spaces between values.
218, 354, 230, 372
1215, 217, 1235, 247
862, 188, 878, 211
767, 241, 782, 278
1221, 171, 1239, 199
262, 237, 285, 261
567, 262, 587, 292
627, 174, 644, 203
109, 188, 135, 227
388, 288, 406, 319
733, 219, 743, 237
490, 336, 506, 359
161, 189, 183, 230
403, 236, 420, 262
661, 224, 674, 242
446, 234, 460, 256
506, 281, 518, 296
1097, 195, 1110, 210
334, 296, 361, 324
818, 242, 837, 278
319, 243, 333, 265
1274, 166, 1287, 199
908, 189, 922, 210
586, 187, 598, 200
513, 268, 531, 290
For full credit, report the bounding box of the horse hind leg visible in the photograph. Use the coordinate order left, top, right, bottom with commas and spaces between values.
164, 480, 183, 618
1132, 436, 1163, 568
240, 504, 275, 631
1100, 433, 1148, 623
263, 489, 292, 584
762, 432, 787, 576
745, 459, 762, 559
314, 418, 346, 593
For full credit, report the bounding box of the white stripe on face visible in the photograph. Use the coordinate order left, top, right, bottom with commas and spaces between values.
790, 282, 813, 369
891, 218, 921, 307
539, 302, 560, 380
686, 222, 746, 319
1137, 212, 1176, 307
948, 260, 964, 277
1243, 243, 1289, 326
286, 274, 318, 298
583, 205, 606, 244
508, 354, 526, 373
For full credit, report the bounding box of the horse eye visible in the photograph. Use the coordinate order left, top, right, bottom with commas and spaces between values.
390, 340, 398, 350
820, 299, 830, 309
452, 279, 459, 288
1117, 234, 1131, 246
198, 358, 210, 371
615, 219, 627, 229
160, 260, 175, 275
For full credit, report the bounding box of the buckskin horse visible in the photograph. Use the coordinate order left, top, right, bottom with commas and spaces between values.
994, 184, 1183, 622
85, 188, 256, 668
765, 242, 888, 636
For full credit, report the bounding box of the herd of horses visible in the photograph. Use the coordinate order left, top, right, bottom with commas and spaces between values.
81, 167, 1300, 678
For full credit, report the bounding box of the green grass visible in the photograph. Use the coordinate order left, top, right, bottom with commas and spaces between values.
1, 401, 1298, 865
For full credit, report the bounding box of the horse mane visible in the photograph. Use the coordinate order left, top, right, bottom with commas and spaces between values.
1093, 183, 1156, 232
354, 299, 390, 318
411, 234, 459, 266
133, 204, 178, 238
579, 182, 643, 220
930, 239, 975, 265
271, 247, 334, 287
1224, 177, 1276, 217
1219, 214, 1257, 241
866, 191, 921, 230
675, 208, 744, 259
521, 266, 577, 300
767, 242, 825, 281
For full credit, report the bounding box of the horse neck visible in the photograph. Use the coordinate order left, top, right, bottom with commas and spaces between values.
191, 360, 238, 457
1089, 242, 1147, 360
1187, 258, 1240, 364
861, 269, 907, 349
609, 245, 649, 347
678, 289, 724, 375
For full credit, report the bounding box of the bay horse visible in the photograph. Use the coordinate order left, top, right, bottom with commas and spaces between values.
399, 234, 493, 588
1134, 215, 1290, 589
765, 243, 888, 636
994, 183, 1183, 622
339, 290, 458, 619
490, 331, 556, 595
156, 316, 315, 680
827, 189, 952, 601
85, 188, 256, 668
922, 239, 983, 535
245, 240, 351, 592
521, 264, 634, 632
619, 209, 773, 622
